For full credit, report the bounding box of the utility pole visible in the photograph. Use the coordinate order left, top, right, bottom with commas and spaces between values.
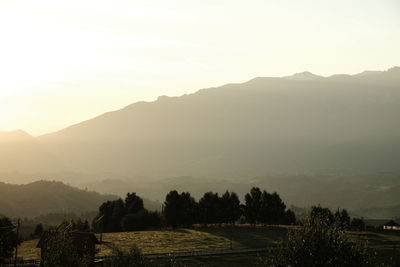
94, 215, 104, 243
229, 227, 233, 250
14, 219, 20, 267
100, 219, 103, 243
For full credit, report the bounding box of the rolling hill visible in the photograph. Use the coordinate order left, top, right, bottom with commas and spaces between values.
0, 180, 118, 218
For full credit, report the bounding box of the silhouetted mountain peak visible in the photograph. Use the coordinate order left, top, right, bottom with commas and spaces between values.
284, 71, 321, 81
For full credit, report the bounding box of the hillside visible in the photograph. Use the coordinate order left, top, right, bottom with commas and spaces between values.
0, 130, 62, 172
0, 180, 118, 218
1, 67, 400, 218
31, 66, 400, 177
0, 67, 399, 177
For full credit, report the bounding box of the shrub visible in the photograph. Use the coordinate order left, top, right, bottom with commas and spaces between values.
103, 245, 151, 267
40, 230, 91, 267
264, 213, 373, 267
0, 216, 18, 264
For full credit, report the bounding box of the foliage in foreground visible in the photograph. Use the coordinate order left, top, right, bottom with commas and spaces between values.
39, 230, 92, 267
263, 213, 373, 267
0, 216, 18, 264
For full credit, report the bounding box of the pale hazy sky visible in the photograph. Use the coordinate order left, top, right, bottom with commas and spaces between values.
0, 0, 399, 136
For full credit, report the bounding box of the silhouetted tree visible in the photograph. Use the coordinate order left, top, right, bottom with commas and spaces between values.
310, 205, 334, 226
93, 200, 123, 233
121, 210, 162, 231
0, 216, 18, 264
334, 209, 351, 230
259, 191, 286, 224
199, 192, 221, 226
164, 190, 197, 228
125, 193, 144, 214
164, 190, 182, 228
33, 223, 44, 237
221, 191, 242, 224
179, 192, 198, 226
93, 193, 150, 233
93, 200, 110, 232
244, 187, 262, 226
111, 199, 126, 232
282, 209, 297, 225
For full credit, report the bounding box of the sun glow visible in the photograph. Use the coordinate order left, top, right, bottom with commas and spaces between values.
0, 0, 399, 135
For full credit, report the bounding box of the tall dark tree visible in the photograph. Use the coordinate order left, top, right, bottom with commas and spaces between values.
164, 190, 182, 228
282, 209, 297, 225
93, 200, 121, 233
334, 209, 351, 230
180, 192, 198, 226
164, 190, 198, 228
93, 193, 148, 233
310, 205, 334, 226
199, 192, 221, 226
259, 191, 286, 225
111, 199, 126, 232
125, 193, 144, 214
33, 223, 44, 237
221, 191, 242, 224
244, 187, 262, 226
0, 216, 18, 264
269, 192, 286, 224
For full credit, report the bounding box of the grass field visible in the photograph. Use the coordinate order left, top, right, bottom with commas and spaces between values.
17, 226, 400, 265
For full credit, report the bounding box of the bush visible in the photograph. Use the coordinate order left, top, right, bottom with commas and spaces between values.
264, 213, 373, 267
103, 245, 151, 267
40, 230, 91, 267
103, 245, 182, 267
0, 216, 18, 264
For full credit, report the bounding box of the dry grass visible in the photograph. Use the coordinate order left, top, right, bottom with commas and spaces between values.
17, 226, 400, 264
17, 226, 287, 260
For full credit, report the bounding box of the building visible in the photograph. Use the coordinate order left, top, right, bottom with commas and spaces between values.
383, 220, 400, 231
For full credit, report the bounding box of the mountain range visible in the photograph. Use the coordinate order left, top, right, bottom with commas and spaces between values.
1, 67, 399, 218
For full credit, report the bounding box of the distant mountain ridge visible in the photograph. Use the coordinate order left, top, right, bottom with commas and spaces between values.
1, 67, 400, 177
0, 180, 160, 218
1, 67, 400, 218
0, 180, 117, 218
29, 66, 400, 177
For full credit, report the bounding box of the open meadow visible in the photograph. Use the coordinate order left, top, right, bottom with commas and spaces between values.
18, 226, 400, 266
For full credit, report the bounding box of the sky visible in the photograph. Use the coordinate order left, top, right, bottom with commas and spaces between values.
0, 0, 399, 136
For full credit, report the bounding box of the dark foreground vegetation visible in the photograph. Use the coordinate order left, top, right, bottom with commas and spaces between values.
2, 188, 400, 266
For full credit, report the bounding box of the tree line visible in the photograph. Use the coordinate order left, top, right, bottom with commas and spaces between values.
92, 193, 162, 233
309, 205, 366, 231
92, 187, 297, 232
